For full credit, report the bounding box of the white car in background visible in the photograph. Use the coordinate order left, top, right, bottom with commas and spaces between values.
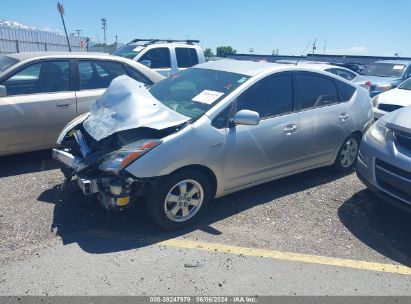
372, 77, 411, 119
112, 39, 206, 76
275, 60, 370, 88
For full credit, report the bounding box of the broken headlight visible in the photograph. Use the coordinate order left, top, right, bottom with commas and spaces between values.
368, 121, 389, 145
99, 139, 162, 173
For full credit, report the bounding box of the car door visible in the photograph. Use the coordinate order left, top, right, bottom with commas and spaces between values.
295, 72, 354, 168
175, 47, 199, 73
0, 59, 75, 155
223, 73, 304, 190
74, 59, 133, 116
136, 47, 172, 76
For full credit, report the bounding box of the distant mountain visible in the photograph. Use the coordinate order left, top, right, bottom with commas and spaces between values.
0, 20, 60, 34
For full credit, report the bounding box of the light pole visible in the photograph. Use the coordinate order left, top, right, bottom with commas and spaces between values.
101, 18, 107, 46
57, 2, 71, 52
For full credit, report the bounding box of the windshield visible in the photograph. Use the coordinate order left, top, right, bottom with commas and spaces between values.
0, 56, 18, 74
149, 68, 250, 118
360, 62, 406, 78
399, 78, 411, 90
111, 44, 143, 59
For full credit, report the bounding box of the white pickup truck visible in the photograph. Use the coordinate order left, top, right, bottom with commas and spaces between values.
112, 39, 205, 76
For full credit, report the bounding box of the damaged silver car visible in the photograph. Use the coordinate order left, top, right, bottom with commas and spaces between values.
53, 60, 373, 230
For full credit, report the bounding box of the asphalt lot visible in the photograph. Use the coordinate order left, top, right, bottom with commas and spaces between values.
1, 150, 411, 295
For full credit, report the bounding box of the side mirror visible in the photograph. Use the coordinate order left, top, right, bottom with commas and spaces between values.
232, 109, 260, 126
140, 60, 152, 68
0, 85, 7, 97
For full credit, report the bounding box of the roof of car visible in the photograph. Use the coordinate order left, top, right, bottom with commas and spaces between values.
374, 60, 411, 65
195, 59, 289, 76
195, 59, 357, 77
5, 52, 113, 61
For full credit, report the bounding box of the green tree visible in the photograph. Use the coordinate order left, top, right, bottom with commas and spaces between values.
216, 46, 237, 57
204, 48, 215, 58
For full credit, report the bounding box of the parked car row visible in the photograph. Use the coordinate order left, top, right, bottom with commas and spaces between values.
1, 43, 410, 230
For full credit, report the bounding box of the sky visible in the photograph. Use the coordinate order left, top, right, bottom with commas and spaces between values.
1, 0, 410, 56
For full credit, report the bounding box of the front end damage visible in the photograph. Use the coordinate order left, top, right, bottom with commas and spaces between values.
52, 75, 190, 210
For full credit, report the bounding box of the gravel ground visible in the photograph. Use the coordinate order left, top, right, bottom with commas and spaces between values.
1, 150, 411, 268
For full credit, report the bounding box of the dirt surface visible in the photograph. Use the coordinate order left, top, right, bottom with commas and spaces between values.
1, 151, 411, 295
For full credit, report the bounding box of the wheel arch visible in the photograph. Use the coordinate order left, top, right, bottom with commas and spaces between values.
169, 164, 218, 199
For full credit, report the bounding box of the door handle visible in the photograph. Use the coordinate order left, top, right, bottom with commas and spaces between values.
339, 113, 351, 122
56, 103, 72, 108
284, 124, 298, 134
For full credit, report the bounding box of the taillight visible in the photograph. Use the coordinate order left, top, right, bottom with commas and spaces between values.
365, 81, 372, 87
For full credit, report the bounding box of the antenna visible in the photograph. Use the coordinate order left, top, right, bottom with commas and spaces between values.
295, 40, 311, 66
323, 39, 327, 54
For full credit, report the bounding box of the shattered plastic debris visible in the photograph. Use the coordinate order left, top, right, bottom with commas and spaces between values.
83, 75, 190, 141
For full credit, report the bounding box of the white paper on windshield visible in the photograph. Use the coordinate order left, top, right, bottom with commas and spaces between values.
192, 90, 224, 105
393, 65, 404, 70
133, 46, 144, 52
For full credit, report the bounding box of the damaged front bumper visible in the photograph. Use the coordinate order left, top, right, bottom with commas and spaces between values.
53, 146, 140, 210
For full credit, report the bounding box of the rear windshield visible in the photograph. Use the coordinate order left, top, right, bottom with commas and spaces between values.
399, 78, 411, 90
0, 56, 18, 74
112, 45, 143, 59
149, 68, 249, 119
360, 63, 405, 78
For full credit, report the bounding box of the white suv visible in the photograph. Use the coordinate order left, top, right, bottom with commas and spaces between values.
112, 39, 205, 76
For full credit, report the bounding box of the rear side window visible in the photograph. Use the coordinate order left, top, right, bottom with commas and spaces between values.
79, 60, 127, 90
237, 74, 293, 119
124, 65, 152, 86
296, 73, 339, 110
326, 68, 356, 81
176, 48, 199, 68
335, 80, 356, 102
138, 47, 171, 69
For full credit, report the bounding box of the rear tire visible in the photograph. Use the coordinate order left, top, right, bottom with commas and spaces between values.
333, 134, 360, 173
146, 169, 212, 230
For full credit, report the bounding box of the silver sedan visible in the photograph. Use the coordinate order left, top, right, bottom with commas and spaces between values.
357, 105, 411, 210
53, 60, 373, 230
0, 52, 164, 156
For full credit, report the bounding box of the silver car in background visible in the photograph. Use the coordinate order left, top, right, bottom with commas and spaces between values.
357, 105, 411, 210
53, 60, 373, 230
0, 52, 164, 156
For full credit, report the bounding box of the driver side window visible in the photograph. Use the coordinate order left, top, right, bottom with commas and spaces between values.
236, 74, 293, 119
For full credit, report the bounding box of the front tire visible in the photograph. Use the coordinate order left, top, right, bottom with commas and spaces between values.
146, 169, 212, 230
333, 134, 360, 173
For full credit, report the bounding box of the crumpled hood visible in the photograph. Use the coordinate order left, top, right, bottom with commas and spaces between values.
83, 75, 190, 141
383, 105, 411, 134
377, 88, 411, 107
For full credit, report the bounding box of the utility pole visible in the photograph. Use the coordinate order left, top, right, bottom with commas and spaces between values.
75, 29, 82, 37
312, 38, 317, 54
323, 39, 327, 54
57, 2, 71, 52
114, 35, 118, 50
101, 18, 107, 46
